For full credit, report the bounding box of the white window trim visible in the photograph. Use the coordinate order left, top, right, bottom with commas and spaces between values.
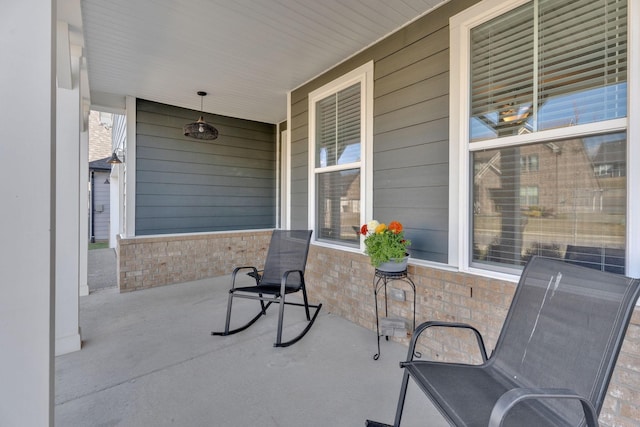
280, 128, 291, 229
284, 91, 293, 230
449, 0, 639, 281
308, 61, 373, 251
628, 0, 640, 279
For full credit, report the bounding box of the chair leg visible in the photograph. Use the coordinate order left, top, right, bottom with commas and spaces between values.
276, 294, 286, 346
392, 370, 411, 427
259, 293, 267, 315
223, 290, 234, 335
212, 291, 274, 337
272, 299, 322, 348
301, 285, 311, 321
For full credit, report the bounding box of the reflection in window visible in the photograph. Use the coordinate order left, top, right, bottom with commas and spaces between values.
316, 169, 360, 245
472, 133, 626, 271
469, 0, 627, 142
520, 186, 538, 206
520, 154, 538, 172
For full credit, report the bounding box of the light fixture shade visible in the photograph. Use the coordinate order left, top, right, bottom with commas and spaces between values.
183, 116, 219, 140
107, 151, 123, 164
184, 91, 219, 140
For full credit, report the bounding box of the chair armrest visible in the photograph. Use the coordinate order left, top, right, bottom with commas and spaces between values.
402, 321, 488, 364
231, 266, 259, 289
488, 388, 599, 427
246, 269, 263, 284
280, 269, 304, 293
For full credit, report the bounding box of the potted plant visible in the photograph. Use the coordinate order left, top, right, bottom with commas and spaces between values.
359, 220, 411, 271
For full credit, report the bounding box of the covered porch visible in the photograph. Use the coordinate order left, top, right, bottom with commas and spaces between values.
2, 0, 639, 426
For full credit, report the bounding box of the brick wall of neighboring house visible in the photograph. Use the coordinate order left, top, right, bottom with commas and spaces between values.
117, 232, 640, 426
88, 110, 112, 162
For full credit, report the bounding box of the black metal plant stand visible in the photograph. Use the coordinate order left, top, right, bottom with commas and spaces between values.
372, 268, 417, 360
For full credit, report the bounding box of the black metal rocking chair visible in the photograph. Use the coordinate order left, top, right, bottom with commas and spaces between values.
211, 229, 322, 347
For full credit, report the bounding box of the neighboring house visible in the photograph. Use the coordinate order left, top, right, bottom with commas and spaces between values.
88, 157, 111, 242
88, 110, 114, 242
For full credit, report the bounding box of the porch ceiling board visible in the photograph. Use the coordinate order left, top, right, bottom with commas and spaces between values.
80, 0, 446, 123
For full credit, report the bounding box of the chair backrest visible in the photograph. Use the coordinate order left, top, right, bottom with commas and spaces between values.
564, 245, 626, 274
492, 256, 640, 424
259, 230, 313, 286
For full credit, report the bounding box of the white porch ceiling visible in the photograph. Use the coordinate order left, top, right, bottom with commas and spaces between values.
80, 0, 446, 124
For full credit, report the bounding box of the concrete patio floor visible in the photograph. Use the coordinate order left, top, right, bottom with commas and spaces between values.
55, 274, 448, 426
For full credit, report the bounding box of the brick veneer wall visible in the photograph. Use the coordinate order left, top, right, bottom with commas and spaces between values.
117, 233, 640, 425
116, 230, 273, 292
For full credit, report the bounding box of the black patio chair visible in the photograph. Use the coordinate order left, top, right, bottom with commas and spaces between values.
564, 245, 625, 275
366, 256, 640, 427
211, 230, 322, 347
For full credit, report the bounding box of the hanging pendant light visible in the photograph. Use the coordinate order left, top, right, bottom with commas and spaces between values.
183, 91, 218, 140
107, 139, 124, 164
106, 151, 123, 164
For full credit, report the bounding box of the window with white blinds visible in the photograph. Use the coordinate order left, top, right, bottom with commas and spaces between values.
463, 0, 628, 274
470, 0, 627, 141
315, 83, 361, 168
311, 80, 364, 246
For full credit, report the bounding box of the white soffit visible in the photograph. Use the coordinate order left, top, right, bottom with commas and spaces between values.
81, 0, 446, 123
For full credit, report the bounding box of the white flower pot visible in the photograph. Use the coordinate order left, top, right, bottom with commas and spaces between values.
376, 255, 409, 273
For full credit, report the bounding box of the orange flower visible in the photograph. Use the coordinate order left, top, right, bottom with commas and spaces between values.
388, 221, 403, 234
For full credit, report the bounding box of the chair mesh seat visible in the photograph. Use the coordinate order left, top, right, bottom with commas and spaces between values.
233, 284, 302, 295
406, 362, 576, 427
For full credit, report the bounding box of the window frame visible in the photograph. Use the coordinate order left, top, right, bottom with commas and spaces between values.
308, 61, 374, 250
449, 0, 639, 280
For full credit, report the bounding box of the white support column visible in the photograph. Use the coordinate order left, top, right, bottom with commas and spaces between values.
109, 165, 121, 248
0, 1, 55, 425
79, 56, 90, 297
109, 111, 126, 248
124, 95, 137, 237
79, 125, 89, 296
55, 33, 82, 355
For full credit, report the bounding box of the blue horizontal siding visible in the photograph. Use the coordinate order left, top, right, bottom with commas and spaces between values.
136, 99, 276, 235
289, 0, 480, 262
